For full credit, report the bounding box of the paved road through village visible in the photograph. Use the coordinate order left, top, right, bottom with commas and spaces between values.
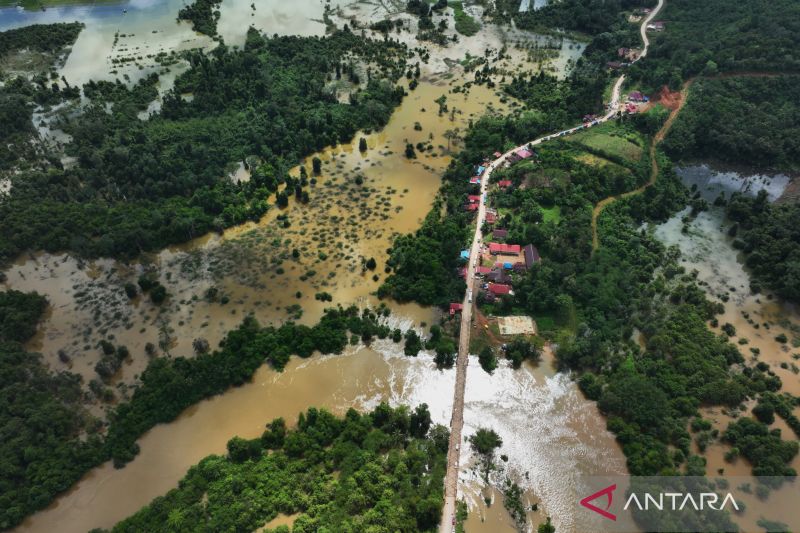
438, 0, 665, 530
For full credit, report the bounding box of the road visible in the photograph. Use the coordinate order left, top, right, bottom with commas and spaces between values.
438, 1, 665, 531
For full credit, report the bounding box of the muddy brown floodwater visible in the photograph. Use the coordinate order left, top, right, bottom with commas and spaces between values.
5, 79, 511, 397
655, 165, 800, 533
17, 337, 626, 533
2, 2, 630, 532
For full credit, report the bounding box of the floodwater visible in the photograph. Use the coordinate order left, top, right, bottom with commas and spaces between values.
17, 335, 625, 533
655, 165, 800, 397
4, 78, 512, 393
1, 2, 621, 532
655, 165, 800, 533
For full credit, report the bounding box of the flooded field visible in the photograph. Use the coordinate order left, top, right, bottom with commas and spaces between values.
655, 165, 800, 533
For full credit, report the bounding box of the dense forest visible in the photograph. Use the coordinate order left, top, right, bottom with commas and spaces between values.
726, 191, 800, 303
631, 0, 800, 89
492, 0, 656, 36
0, 27, 408, 263
108, 404, 447, 532
177, 0, 222, 37
0, 22, 83, 57
0, 291, 106, 530
662, 76, 800, 171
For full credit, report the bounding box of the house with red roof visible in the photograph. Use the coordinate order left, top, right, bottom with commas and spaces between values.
485, 211, 497, 224
498, 180, 512, 189
489, 243, 521, 255
492, 229, 508, 240
476, 266, 492, 276
465, 203, 479, 211
467, 195, 481, 203
470, 176, 481, 185
487, 283, 511, 296
449, 303, 463, 316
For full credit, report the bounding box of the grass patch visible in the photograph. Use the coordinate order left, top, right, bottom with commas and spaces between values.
566, 122, 644, 163
541, 205, 561, 224
449, 1, 480, 36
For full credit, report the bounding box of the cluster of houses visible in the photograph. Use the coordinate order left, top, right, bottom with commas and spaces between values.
450, 146, 542, 315
624, 90, 649, 114
456, 232, 541, 307
607, 47, 642, 69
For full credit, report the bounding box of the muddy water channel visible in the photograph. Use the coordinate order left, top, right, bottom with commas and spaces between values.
654, 165, 800, 533
18, 337, 625, 533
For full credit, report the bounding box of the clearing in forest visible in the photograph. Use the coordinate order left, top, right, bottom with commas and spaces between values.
566, 123, 644, 162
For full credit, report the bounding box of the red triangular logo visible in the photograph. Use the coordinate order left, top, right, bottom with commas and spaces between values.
580, 483, 617, 521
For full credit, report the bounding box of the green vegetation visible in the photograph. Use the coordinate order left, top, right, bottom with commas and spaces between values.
0, 22, 83, 57
725, 191, 800, 302
495, 0, 656, 36
379, 202, 469, 306
724, 418, 798, 478
177, 0, 222, 37
633, 0, 800, 88
449, 2, 480, 36
0, 290, 105, 530
109, 404, 448, 532
0, 289, 47, 342
0, 296, 410, 528
566, 123, 644, 162
0, 28, 407, 263
105, 305, 402, 466
0, 23, 83, 171
663, 76, 800, 171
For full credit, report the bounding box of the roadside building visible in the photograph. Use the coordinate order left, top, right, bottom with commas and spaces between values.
489, 243, 521, 255
523, 244, 540, 268
449, 303, 463, 316
487, 283, 512, 296
498, 180, 512, 189
492, 229, 508, 240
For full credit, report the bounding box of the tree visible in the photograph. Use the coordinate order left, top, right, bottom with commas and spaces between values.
150, 284, 168, 304
443, 128, 461, 152
312, 156, 322, 175
365, 257, 377, 270
478, 346, 498, 373
469, 428, 502, 455
410, 403, 432, 438
405, 142, 416, 158
359, 137, 368, 152
538, 517, 555, 533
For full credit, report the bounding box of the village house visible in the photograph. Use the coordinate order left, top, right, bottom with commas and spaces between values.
646, 20, 665, 31
497, 180, 512, 189
449, 303, 463, 316
606, 61, 623, 70
487, 283, 512, 296
489, 243, 521, 255
523, 244, 540, 268
492, 229, 508, 240
485, 211, 497, 224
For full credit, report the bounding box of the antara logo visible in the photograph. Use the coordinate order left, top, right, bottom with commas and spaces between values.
580, 484, 618, 521
580, 484, 741, 522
